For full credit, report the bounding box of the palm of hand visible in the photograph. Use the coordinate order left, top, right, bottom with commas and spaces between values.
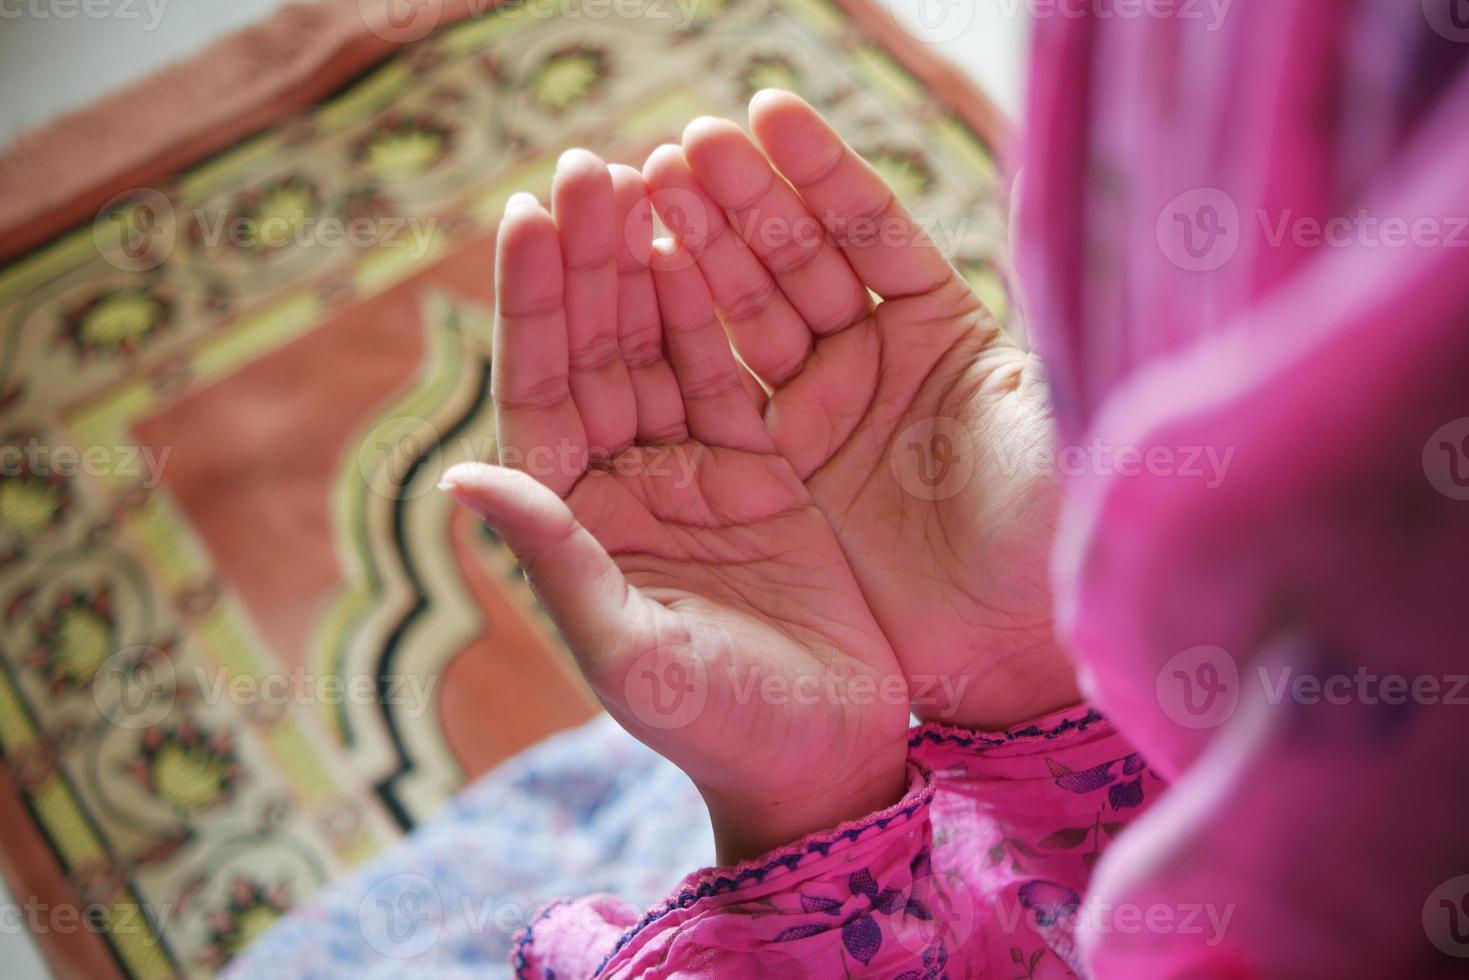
563, 443, 909, 802
447, 91, 1078, 863
784, 294, 1066, 727
444, 143, 911, 861
643, 91, 1076, 728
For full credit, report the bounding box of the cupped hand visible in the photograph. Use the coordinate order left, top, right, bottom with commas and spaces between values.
442, 151, 911, 864
640, 91, 1080, 730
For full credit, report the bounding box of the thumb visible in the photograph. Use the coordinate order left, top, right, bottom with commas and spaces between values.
439, 462, 631, 662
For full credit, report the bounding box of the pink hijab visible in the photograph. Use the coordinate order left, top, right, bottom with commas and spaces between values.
1017, 0, 1469, 975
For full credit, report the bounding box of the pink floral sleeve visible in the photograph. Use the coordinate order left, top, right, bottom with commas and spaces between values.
512, 706, 1165, 978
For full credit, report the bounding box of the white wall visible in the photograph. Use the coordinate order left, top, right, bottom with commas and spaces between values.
0, 0, 295, 143
884, 0, 1031, 117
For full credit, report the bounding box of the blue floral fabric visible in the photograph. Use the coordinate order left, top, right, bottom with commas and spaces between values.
224, 715, 710, 979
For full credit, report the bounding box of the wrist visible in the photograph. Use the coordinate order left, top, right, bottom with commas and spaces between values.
915, 633, 1082, 731
699, 757, 909, 866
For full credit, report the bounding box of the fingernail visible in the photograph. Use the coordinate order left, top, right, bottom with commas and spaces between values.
439, 479, 490, 523
646, 144, 684, 171
505, 192, 539, 214
557, 147, 602, 172
439, 461, 491, 493
683, 116, 726, 140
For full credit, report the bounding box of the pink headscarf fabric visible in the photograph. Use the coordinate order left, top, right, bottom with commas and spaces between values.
1017, 0, 1469, 974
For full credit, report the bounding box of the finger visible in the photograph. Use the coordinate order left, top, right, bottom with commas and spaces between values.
650, 237, 774, 453
493, 193, 587, 496
642, 144, 813, 388
440, 463, 628, 663
553, 149, 638, 460
610, 164, 689, 444
748, 89, 964, 303
682, 116, 871, 337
